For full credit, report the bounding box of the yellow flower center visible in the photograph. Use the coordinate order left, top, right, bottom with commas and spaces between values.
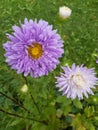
27, 43, 43, 59
70, 73, 86, 87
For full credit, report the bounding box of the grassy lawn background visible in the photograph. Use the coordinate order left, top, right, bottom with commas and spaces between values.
0, 0, 98, 130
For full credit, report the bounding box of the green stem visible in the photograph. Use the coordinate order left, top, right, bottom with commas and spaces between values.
0, 108, 48, 125
23, 76, 28, 85
22, 75, 41, 114
30, 93, 41, 114
0, 91, 31, 114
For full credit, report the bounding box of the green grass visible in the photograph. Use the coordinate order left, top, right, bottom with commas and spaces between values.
0, 0, 98, 130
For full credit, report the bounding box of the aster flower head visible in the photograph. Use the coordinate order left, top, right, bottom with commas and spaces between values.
56, 64, 98, 100
3, 18, 64, 78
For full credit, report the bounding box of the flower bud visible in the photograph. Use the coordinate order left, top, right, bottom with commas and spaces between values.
21, 84, 28, 93
59, 6, 72, 19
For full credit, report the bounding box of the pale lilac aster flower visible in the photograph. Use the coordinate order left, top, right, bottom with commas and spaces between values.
3, 18, 64, 78
56, 64, 98, 100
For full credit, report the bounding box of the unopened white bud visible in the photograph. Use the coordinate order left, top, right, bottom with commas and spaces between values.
21, 84, 28, 93
59, 6, 72, 19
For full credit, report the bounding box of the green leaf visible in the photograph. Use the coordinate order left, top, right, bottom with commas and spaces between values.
73, 99, 83, 109
84, 106, 95, 117
6, 119, 21, 127
87, 94, 98, 105
56, 109, 63, 118
32, 123, 48, 130
84, 120, 95, 130
94, 116, 98, 126
76, 126, 86, 130
72, 113, 82, 128
56, 95, 71, 105
62, 105, 71, 116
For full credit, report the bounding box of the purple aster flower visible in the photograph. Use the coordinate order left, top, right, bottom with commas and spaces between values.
56, 64, 98, 100
3, 18, 64, 78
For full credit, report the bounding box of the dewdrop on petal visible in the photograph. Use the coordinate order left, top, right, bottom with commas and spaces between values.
21, 84, 28, 93
59, 6, 72, 19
